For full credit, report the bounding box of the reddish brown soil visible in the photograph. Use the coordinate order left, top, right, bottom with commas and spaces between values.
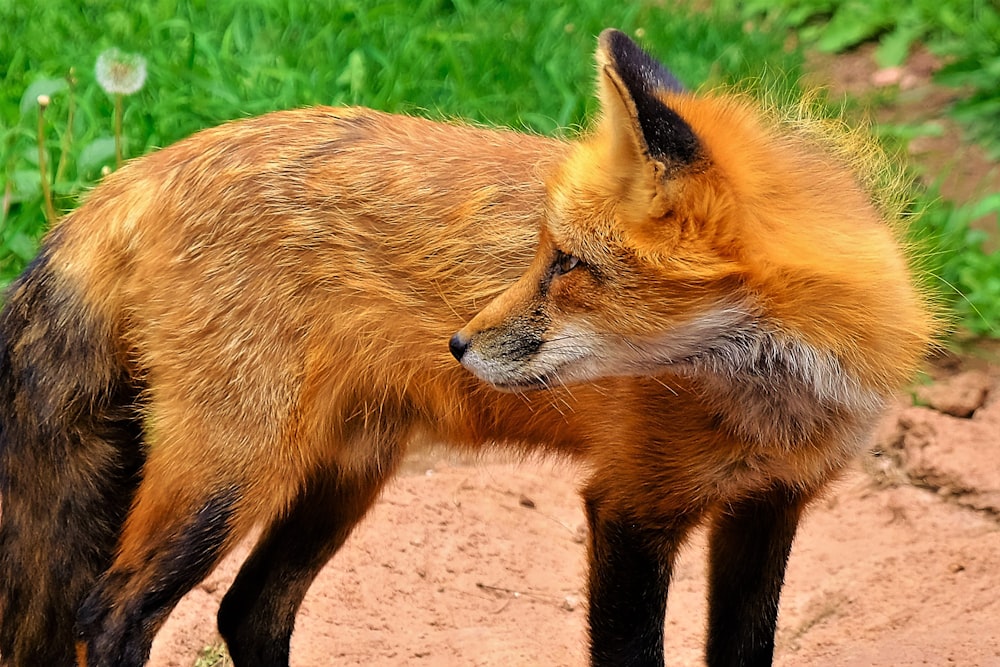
151, 357, 1000, 667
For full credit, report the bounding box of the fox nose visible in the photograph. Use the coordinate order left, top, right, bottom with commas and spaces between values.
449, 332, 469, 362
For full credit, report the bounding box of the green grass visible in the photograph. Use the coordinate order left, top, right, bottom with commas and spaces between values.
740, 0, 1000, 157
1, 0, 801, 285
910, 189, 1000, 338
192, 640, 231, 667
1, 0, 997, 336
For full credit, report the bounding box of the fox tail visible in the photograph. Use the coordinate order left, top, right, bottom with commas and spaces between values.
0, 241, 144, 666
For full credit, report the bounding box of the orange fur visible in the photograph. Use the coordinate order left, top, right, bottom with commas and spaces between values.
0, 30, 934, 667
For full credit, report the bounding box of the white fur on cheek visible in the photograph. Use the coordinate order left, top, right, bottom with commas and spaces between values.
464, 303, 884, 443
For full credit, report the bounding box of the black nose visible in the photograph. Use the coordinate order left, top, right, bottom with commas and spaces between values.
449, 332, 469, 362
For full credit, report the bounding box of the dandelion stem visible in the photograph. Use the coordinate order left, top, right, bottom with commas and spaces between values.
96, 48, 147, 170
2, 178, 12, 232
55, 67, 77, 184
36, 96, 57, 223
1, 131, 16, 232
114, 93, 123, 168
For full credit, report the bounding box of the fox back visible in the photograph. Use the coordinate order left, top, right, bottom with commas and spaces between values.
0, 29, 933, 667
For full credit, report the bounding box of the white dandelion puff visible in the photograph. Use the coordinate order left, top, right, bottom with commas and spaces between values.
95, 48, 147, 96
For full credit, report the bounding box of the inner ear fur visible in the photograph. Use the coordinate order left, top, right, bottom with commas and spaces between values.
595, 29, 703, 178
586, 29, 707, 239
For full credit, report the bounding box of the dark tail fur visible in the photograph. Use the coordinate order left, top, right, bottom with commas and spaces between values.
0, 240, 144, 666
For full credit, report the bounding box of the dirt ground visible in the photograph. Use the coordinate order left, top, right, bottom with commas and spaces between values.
151, 356, 1000, 667
146, 46, 999, 667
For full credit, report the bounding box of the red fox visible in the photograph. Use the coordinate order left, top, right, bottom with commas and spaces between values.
0, 29, 932, 667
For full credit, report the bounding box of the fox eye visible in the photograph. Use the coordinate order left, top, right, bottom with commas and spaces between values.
553, 250, 581, 276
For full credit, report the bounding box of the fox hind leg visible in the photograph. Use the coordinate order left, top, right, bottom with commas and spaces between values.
218, 462, 393, 667
706, 485, 808, 667
75, 473, 243, 667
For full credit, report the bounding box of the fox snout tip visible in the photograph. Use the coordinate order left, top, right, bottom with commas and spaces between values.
448, 331, 469, 362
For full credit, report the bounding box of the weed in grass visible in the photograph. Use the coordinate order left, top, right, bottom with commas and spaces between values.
192, 641, 232, 667
34, 94, 56, 223
95, 47, 148, 167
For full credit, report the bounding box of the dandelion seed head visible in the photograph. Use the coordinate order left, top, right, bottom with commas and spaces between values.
96, 48, 147, 96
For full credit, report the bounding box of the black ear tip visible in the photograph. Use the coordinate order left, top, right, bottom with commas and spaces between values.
596, 27, 701, 166
599, 29, 641, 69
598, 28, 687, 94
598, 28, 630, 52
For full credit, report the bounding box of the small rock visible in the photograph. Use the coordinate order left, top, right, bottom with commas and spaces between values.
562, 595, 580, 612
872, 66, 904, 87
916, 370, 991, 418
518, 494, 536, 509
197, 580, 219, 594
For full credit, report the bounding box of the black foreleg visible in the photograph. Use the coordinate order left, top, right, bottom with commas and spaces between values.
584, 484, 695, 667
706, 486, 807, 667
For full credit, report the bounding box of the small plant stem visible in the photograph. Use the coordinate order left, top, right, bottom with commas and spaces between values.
2, 178, 11, 231
55, 67, 77, 184
114, 93, 123, 168
1, 131, 16, 231
37, 99, 57, 223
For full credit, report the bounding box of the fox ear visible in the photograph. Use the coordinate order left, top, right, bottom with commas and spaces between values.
595, 29, 702, 171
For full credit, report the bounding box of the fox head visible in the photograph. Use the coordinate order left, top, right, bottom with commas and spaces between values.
451, 29, 932, 408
